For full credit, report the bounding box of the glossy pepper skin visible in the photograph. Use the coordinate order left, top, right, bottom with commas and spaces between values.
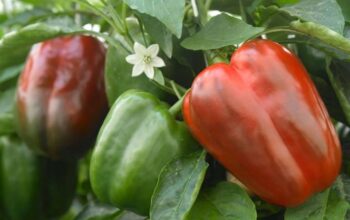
90, 90, 198, 215
16, 35, 108, 159
0, 135, 77, 220
183, 39, 341, 207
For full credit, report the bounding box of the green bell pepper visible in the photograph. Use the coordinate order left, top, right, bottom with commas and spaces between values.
0, 135, 77, 220
90, 90, 198, 216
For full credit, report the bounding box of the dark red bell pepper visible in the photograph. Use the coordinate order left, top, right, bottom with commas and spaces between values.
183, 39, 341, 207
16, 35, 108, 159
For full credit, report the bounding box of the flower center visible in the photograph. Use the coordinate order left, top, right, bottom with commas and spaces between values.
143, 55, 152, 64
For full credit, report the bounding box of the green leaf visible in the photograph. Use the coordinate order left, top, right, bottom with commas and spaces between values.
187, 182, 257, 220
150, 151, 208, 220
116, 211, 146, 220
337, 0, 350, 22
181, 14, 264, 50
19, 0, 74, 8
275, 0, 300, 5
75, 203, 121, 220
0, 87, 16, 136
280, 0, 344, 34
153, 69, 165, 86
0, 64, 23, 86
345, 25, 350, 39
140, 13, 173, 58
125, 17, 145, 44
210, 0, 255, 16
2, 8, 51, 27
0, 18, 98, 70
326, 58, 350, 125
337, 175, 350, 219
104, 43, 168, 106
123, 0, 185, 38
285, 179, 349, 220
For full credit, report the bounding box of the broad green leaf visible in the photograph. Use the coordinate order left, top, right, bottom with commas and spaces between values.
325, 185, 350, 219
285, 180, 349, 220
210, 0, 255, 15
0, 20, 82, 69
123, 0, 185, 38
0, 87, 16, 135
187, 182, 257, 220
104, 43, 169, 106
0, 13, 8, 24
19, 0, 74, 8
125, 17, 144, 44
116, 211, 146, 220
150, 151, 208, 220
181, 14, 264, 50
153, 69, 165, 86
336, 175, 350, 219
280, 0, 344, 34
337, 0, 350, 22
2, 8, 51, 27
75, 203, 121, 220
0, 18, 100, 70
275, 0, 300, 5
0, 64, 23, 86
140, 13, 173, 58
326, 58, 350, 125
345, 25, 350, 39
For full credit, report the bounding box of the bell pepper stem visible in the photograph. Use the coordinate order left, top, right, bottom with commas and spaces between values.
169, 90, 190, 117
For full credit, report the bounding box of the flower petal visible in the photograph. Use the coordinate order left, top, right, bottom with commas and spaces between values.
144, 65, 155, 79
147, 44, 159, 57
126, 54, 142, 65
134, 42, 147, 55
132, 63, 145, 77
152, 56, 165, 67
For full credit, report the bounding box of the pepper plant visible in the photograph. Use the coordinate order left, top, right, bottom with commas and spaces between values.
1, 0, 350, 220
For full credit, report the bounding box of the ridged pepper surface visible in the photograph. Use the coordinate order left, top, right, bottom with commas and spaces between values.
16, 35, 108, 159
0, 135, 77, 220
182, 39, 341, 207
90, 90, 198, 215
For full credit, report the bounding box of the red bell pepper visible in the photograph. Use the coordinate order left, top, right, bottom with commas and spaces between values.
183, 39, 341, 206
16, 35, 108, 159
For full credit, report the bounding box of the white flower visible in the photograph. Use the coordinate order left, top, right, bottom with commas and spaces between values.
125, 42, 165, 79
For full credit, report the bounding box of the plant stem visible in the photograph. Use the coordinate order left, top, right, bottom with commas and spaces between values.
84, 30, 132, 53
250, 27, 304, 40
239, 0, 247, 23
75, 0, 121, 33
169, 92, 188, 117
191, 0, 199, 18
149, 79, 176, 96
74, 2, 81, 26
135, 14, 149, 46
205, 0, 212, 10
165, 78, 187, 95
105, 2, 126, 33
170, 80, 182, 99
121, 3, 127, 20
105, 1, 134, 46
1, 0, 8, 15
203, 51, 211, 66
